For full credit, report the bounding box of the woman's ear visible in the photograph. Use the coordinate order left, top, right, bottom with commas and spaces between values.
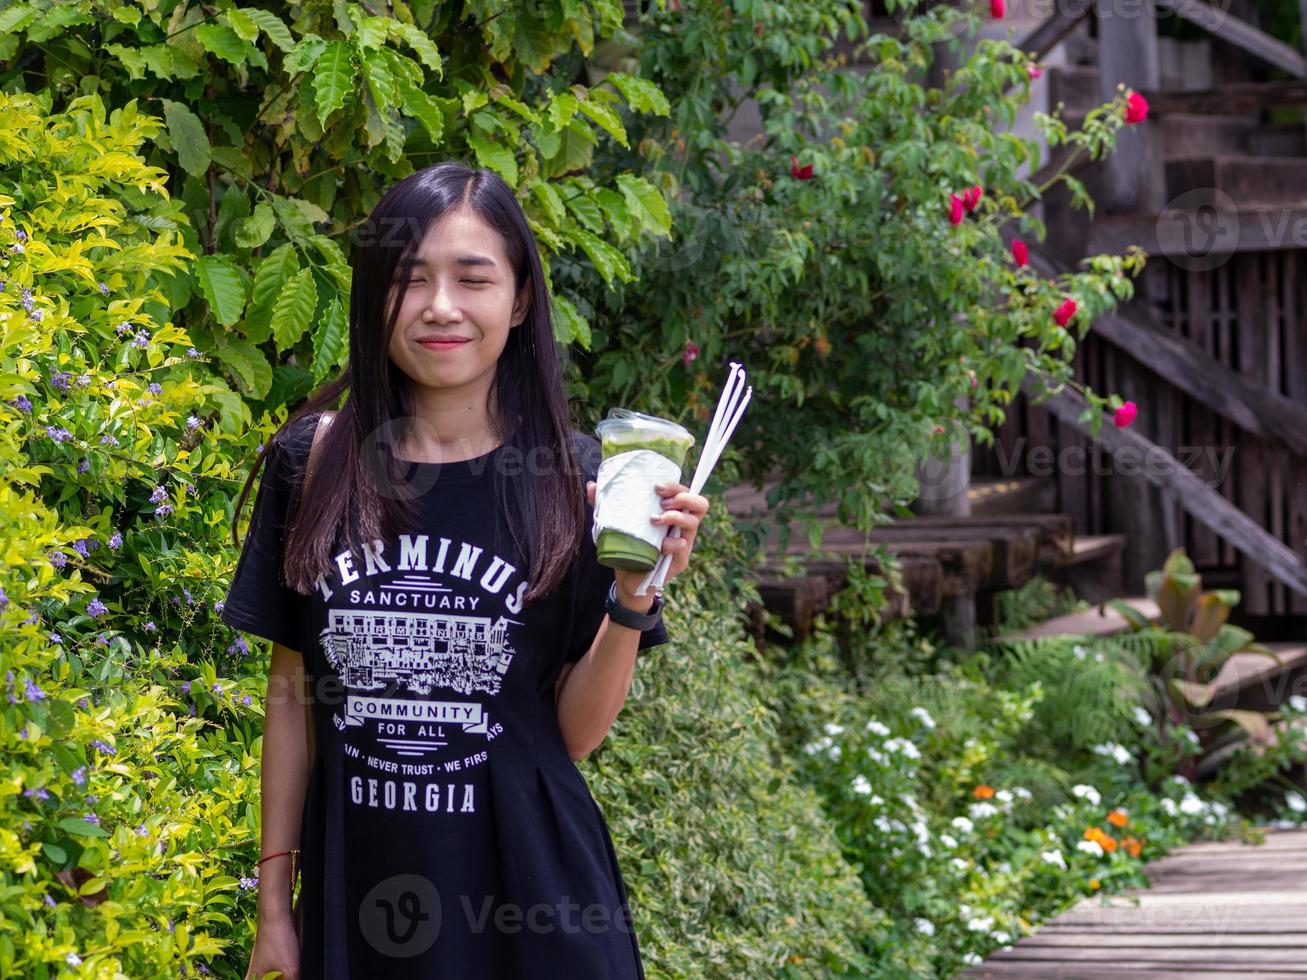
510, 281, 531, 327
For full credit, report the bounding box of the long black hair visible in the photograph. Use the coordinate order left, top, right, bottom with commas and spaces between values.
228, 162, 588, 607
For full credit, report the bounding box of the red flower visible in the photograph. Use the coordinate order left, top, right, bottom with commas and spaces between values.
991, 0, 1006, 17
790, 156, 814, 180
962, 185, 983, 212
1124, 91, 1149, 125
1114, 400, 1138, 428
1026, 63, 1043, 80
949, 193, 965, 225
683, 340, 700, 367
1053, 298, 1077, 327
1011, 239, 1028, 267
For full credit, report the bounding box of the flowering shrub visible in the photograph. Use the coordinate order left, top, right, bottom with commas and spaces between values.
772, 621, 1242, 976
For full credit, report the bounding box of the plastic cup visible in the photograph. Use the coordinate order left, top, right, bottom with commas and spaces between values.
593, 409, 696, 571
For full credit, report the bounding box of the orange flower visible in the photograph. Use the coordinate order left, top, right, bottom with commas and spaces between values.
1107, 809, 1128, 828
973, 784, 996, 800
1089, 878, 1101, 891
1083, 826, 1119, 852
1122, 836, 1143, 858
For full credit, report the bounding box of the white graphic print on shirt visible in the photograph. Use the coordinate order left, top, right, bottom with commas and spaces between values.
311, 532, 531, 817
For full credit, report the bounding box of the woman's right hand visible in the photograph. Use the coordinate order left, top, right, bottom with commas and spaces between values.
244, 916, 301, 980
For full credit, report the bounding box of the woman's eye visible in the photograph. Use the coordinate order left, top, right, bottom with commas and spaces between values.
462, 279, 488, 285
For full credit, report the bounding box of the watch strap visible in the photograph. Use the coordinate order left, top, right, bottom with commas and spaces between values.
605, 580, 663, 631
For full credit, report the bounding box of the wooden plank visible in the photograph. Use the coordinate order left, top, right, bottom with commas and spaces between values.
1097, 2, 1163, 212
892, 513, 1074, 566
1166, 157, 1307, 209
1142, 79, 1307, 114
1285, 249, 1307, 615
1019, 932, 1307, 947
1188, 268, 1219, 566
1013, 0, 1094, 62
1237, 254, 1270, 615
779, 534, 993, 599
1004, 596, 1159, 642
1008, 234, 1307, 458
864, 525, 1037, 590
967, 969, 1307, 979
1153, 0, 1307, 77
1086, 207, 1307, 257
1021, 378, 1307, 599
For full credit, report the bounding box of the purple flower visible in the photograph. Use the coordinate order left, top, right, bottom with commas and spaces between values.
91, 739, 116, 756
213, 599, 225, 613
15, 228, 27, 241
0, 587, 7, 610
20, 286, 33, 309
85, 794, 98, 804
29, 309, 43, 322
10, 242, 24, 254
212, 681, 222, 695
100, 433, 119, 447
180, 681, 190, 694
71, 766, 87, 786
76, 374, 91, 388
87, 597, 107, 617
136, 823, 148, 836
24, 680, 45, 702
186, 347, 201, 358
77, 458, 90, 474
182, 587, 193, 605
51, 371, 72, 393
65, 952, 82, 968
49, 550, 67, 569
23, 787, 50, 801
186, 415, 201, 430
72, 539, 90, 558
239, 876, 259, 890
115, 321, 132, 336
108, 531, 122, 550
132, 330, 150, 348
143, 621, 156, 632
99, 281, 109, 295
94, 633, 108, 646
77, 697, 89, 708
147, 382, 162, 396
44, 894, 55, 907
227, 636, 249, 657
83, 813, 100, 826
49, 632, 62, 644
18, 725, 27, 739
149, 484, 167, 504
11, 395, 31, 413
154, 502, 173, 519
45, 425, 72, 443
240, 693, 252, 706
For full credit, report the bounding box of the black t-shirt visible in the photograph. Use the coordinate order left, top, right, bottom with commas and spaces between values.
220, 412, 667, 978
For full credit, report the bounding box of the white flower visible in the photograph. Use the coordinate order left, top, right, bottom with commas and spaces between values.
939, 833, 958, 849
1161, 798, 1179, 817
962, 953, 982, 967
1012, 787, 1032, 801
911, 820, 930, 845
803, 735, 833, 756
874, 815, 893, 834
1179, 792, 1204, 815
910, 706, 937, 730
1077, 839, 1105, 857
993, 930, 1011, 944
917, 841, 933, 857
828, 744, 842, 761
969, 802, 999, 820
1286, 791, 1307, 814
951, 857, 969, 872
824, 722, 845, 736
1040, 849, 1067, 869
851, 774, 872, 796
951, 816, 975, 834
1132, 706, 1152, 726
869, 794, 885, 807
1071, 784, 1102, 806
66, 952, 83, 967
914, 918, 935, 937
884, 737, 922, 760
995, 789, 1014, 805
1091, 742, 1133, 766
967, 915, 994, 932
866, 747, 886, 765
900, 793, 922, 812
1184, 729, 1200, 746
1172, 775, 1191, 786
1073, 644, 1088, 660
864, 719, 891, 737
1289, 695, 1307, 713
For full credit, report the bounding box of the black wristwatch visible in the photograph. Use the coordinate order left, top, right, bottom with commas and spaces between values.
605, 580, 664, 631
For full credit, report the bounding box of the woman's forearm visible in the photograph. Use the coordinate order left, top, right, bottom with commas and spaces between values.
556, 589, 657, 761
257, 642, 312, 926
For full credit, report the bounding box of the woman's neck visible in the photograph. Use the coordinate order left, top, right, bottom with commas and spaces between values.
397, 385, 501, 463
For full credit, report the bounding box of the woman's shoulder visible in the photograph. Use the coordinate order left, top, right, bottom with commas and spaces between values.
267, 410, 332, 480
568, 429, 601, 480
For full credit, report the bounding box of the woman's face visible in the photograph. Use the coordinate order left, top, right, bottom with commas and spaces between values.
385, 206, 530, 398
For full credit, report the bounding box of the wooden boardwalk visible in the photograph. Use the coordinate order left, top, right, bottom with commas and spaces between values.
963, 828, 1307, 978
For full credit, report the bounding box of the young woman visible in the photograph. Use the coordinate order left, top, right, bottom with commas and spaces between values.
221, 162, 710, 979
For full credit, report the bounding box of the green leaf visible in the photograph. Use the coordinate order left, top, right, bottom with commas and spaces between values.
161, 100, 211, 177
531, 181, 566, 226
576, 97, 627, 148
59, 817, 109, 839
615, 173, 671, 235
223, 338, 274, 398
467, 131, 517, 188
551, 293, 590, 349
388, 21, 442, 74
226, 8, 259, 42
196, 23, 248, 67
235, 204, 276, 249
269, 267, 317, 350
271, 196, 328, 237
284, 34, 327, 74
396, 78, 444, 143
193, 254, 247, 326
312, 40, 357, 126
541, 120, 595, 178
605, 72, 670, 115
565, 192, 604, 234
245, 8, 296, 52
311, 296, 348, 382
570, 228, 629, 284
244, 243, 298, 344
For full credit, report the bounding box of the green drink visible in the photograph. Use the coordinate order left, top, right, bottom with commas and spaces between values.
593, 409, 696, 571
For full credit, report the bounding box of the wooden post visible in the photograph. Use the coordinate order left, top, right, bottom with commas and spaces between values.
915, 394, 976, 649
1096, 1, 1165, 213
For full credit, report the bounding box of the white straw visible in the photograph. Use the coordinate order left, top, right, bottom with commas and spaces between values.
635, 361, 752, 595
